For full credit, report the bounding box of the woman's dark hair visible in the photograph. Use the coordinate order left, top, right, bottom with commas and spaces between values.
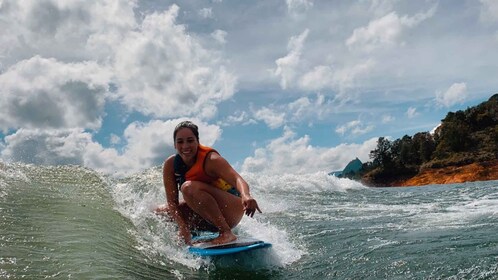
173, 121, 199, 141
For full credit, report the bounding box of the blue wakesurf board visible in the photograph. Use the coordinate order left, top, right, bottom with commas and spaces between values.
188, 233, 272, 256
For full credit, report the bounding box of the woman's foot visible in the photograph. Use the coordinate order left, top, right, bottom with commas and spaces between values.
209, 231, 237, 245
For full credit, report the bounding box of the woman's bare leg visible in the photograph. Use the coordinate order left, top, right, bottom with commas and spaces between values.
155, 203, 218, 232
180, 180, 244, 244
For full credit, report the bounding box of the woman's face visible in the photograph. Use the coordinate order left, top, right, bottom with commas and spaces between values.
174, 127, 199, 163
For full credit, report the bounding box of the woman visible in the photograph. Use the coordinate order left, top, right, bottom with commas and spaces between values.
156, 121, 261, 245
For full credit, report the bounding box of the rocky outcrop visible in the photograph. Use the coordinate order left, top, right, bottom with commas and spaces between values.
391, 160, 498, 186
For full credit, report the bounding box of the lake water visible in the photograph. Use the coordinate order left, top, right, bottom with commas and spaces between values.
1, 163, 497, 279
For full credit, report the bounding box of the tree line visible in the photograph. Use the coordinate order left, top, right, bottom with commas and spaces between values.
362, 94, 498, 183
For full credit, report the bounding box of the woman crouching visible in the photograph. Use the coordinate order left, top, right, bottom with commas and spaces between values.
155, 121, 261, 245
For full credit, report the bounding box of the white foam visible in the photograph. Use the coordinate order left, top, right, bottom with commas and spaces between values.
110, 168, 303, 269
0, 162, 31, 199
0, 162, 30, 183
367, 237, 401, 250
386, 191, 498, 231
237, 216, 304, 266
419, 195, 498, 229
110, 171, 207, 269
243, 171, 367, 194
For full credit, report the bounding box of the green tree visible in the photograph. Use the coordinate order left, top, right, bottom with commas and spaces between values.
412, 132, 435, 163
369, 137, 394, 169
398, 135, 415, 166
362, 94, 498, 186
434, 110, 472, 155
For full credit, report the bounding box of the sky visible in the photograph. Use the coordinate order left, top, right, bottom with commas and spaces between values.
0, 0, 497, 176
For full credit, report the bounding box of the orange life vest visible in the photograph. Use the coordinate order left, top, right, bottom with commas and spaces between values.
180, 145, 232, 191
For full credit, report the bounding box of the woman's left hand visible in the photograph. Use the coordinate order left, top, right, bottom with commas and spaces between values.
242, 195, 262, 217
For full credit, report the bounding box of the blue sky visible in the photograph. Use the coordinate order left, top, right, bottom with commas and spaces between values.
0, 0, 497, 176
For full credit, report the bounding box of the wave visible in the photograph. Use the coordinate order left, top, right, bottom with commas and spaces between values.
2, 161, 498, 278
0, 161, 368, 272
110, 166, 305, 269
242, 170, 367, 194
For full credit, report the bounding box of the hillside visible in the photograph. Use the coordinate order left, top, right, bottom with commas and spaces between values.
361, 94, 498, 187
393, 160, 498, 186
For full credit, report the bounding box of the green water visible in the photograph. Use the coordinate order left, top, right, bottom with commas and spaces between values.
1, 163, 497, 279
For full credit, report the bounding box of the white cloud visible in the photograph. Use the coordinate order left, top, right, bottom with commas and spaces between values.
110, 134, 121, 145
250, 94, 332, 129
0, 1, 237, 121
1, 0, 497, 178
0, 0, 136, 67
332, 59, 376, 94
0, 119, 222, 176
0, 56, 111, 132
253, 107, 286, 129
199, 8, 213, 19
242, 127, 378, 174
0, 128, 136, 176
220, 111, 257, 127
288, 96, 313, 115
299, 59, 376, 96
211, 29, 228, 44
299, 65, 335, 91
346, 12, 402, 52
336, 120, 374, 137
288, 97, 315, 121
113, 4, 237, 119
0, 128, 142, 176
0, 1, 237, 124
286, 0, 313, 16
480, 0, 498, 43
406, 107, 419, 118
275, 4, 440, 101
0, 0, 235, 174
382, 114, 395, 123
288, 94, 331, 121
0, 128, 91, 166
480, 0, 498, 23
248, 95, 335, 129
346, 7, 436, 53
367, 0, 400, 16
274, 29, 309, 89
435, 82, 468, 107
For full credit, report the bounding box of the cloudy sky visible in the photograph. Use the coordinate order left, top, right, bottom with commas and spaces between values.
1, 0, 497, 176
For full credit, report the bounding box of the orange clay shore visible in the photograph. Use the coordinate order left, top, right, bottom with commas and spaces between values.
392, 160, 498, 187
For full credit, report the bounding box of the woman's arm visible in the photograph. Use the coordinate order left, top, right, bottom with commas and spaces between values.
206, 153, 262, 217
163, 156, 191, 244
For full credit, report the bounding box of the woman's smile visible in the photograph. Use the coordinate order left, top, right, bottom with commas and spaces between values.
174, 127, 199, 164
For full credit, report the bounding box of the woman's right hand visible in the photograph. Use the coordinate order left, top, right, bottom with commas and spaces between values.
241, 194, 262, 218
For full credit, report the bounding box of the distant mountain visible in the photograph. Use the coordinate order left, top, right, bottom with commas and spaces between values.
330, 158, 362, 179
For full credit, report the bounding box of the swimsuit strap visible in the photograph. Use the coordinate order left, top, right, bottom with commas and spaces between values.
173, 154, 188, 189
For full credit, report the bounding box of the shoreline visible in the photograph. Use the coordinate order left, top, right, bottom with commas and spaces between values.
388, 160, 498, 187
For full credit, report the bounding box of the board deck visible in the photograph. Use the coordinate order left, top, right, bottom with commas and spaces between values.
188, 233, 272, 256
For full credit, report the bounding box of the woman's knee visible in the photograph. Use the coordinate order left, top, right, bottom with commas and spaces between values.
180, 181, 193, 198
180, 181, 205, 199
